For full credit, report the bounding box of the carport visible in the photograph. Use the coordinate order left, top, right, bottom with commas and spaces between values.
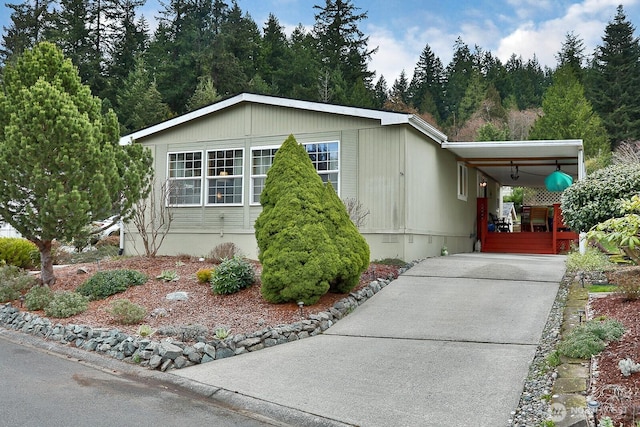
442, 139, 586, 254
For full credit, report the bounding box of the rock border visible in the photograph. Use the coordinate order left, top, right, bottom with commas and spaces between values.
0, 262, 417, 372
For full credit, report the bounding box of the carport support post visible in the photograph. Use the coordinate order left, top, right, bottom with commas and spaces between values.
477, 197, 488, 251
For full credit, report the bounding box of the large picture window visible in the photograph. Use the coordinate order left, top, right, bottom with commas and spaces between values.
251, 142, 339, 204
168, 151, 202, 205
206, 149, 243, 204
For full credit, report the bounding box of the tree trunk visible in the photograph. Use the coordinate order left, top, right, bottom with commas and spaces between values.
37, 240, 57, 286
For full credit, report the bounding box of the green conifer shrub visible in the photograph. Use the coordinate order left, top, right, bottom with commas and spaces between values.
255, 134, 370, 304
322, 183, 370, 293
255, 135, 341, 304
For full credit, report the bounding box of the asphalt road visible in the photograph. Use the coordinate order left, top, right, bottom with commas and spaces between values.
0, 334, 276, 427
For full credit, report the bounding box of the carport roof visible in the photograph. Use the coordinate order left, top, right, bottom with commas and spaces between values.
442, 139, 585, 188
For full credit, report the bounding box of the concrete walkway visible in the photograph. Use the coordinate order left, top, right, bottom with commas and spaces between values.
171, 253, 567, 427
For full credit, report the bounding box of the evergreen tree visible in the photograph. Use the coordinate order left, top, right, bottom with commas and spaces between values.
116, 56, 172, 133
218, 2, 261, 87
313, 0, 376, 96
147, 0, 216, 114
529, 67, 609, 157
0, 42, 153, 285
588, 5, 640, 147
104, 0, 148, 105
443, 37, 474, 123
389, 69, 410, 105
257, 13, 291, 94
456, 71, 486, 124
186, 75, 221, 111
285, 24, 320, 100
556, 31, 585, 82
372, 75, 388, 109
49, 0, 101, 92
255, 135, 340, 304
0, 0, 53, 65
408, 43, 444, 121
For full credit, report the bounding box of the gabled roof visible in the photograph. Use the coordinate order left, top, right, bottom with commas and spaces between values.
118, 93, 448, 146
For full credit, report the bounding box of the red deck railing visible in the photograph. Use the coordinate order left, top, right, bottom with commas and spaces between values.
477, 198, 578, 254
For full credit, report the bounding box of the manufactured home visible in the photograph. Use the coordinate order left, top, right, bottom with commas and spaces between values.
119, 93, 584, 260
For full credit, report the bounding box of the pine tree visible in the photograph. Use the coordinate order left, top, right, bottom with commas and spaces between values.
0, 42, 153, 285
588, 5, 640, 147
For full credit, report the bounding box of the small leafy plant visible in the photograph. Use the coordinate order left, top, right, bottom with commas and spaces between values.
210, 256, 255, 295
76, 269, 147, 300
107, 299, 147, 325
137, 324, 156, 337
214, 326, 231, 339
24, 285, 54, 310
44, 292, 89, 318
156, 270, 179, 282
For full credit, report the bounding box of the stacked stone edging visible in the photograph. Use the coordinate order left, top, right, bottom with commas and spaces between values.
0, 262, 416, 372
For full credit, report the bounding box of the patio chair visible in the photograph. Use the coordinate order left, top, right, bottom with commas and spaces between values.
529, 206, 549, 232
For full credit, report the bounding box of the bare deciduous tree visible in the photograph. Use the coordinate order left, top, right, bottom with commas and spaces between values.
343, 197, 370, 229
130, 178, 174, 257
613, 140, 640, 164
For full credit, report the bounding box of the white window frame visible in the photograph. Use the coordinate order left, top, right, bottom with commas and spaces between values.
250, 141, 340, 205
457, 162, 468, 201
205, 148, 244, 206
167, 150, 203, 206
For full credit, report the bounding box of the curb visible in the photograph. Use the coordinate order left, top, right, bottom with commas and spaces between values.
0, 326, 353, 426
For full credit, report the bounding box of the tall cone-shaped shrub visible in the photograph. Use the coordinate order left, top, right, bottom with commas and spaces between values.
255, 135, 340, 304
322, 183, 370, 293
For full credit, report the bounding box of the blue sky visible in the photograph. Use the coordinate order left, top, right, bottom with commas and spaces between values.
2, 0, 640, 83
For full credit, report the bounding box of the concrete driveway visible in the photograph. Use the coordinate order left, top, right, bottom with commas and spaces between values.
172, 253, 566, 426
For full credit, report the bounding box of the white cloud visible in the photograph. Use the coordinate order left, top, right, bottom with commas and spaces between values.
495, 0, 629, 67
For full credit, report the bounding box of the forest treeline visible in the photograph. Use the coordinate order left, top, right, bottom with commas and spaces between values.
1, 0, 640, 160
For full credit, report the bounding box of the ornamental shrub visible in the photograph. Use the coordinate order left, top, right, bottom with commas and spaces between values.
255, 135, 340, 304
321, 183, 370, 293
76, 269, 147, 300
561, 162, 640, 232
107, 299, 147, 324
0, 264, 37, 302
557, 318, 625, 359
196, 268, 213, 283
0, 237, 38, 269
210, 257, 255, 295
44, 291, 89, 318
24, 285, 54, 310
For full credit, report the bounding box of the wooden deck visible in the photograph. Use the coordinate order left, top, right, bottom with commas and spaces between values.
477, 199, 578, 255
